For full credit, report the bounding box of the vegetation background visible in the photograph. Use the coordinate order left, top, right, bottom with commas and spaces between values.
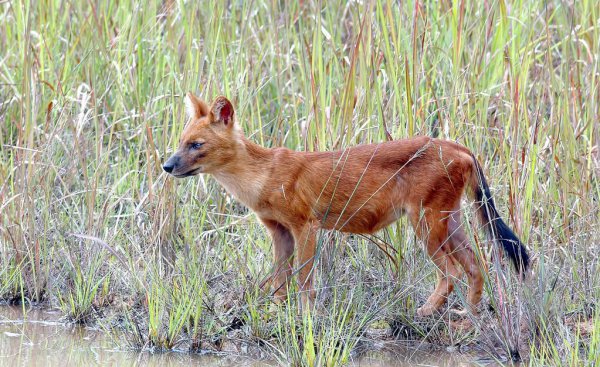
0, 0, 598, 365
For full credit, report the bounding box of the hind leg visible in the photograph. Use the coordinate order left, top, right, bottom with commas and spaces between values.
447, 208, 484, 314
412, 211, 462, 317
290, 221, 319, 312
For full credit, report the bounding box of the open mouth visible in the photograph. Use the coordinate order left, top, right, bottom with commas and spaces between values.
173, 167, 203, 178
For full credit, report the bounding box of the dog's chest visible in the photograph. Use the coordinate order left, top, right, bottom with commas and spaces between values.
213, 170, 267, 210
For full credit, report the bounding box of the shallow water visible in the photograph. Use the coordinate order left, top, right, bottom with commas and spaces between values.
350, 348, 483, 367
0, 306, 490, 366
0, 306, 267, 366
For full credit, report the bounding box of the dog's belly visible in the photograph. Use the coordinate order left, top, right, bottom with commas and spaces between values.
317, 203, 405, 234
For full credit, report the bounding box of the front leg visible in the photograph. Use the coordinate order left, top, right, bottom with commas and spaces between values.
290, 221, 319, 311
260, 218, 294, 301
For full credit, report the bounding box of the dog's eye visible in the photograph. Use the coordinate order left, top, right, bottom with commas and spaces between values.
190, 142, 204, 150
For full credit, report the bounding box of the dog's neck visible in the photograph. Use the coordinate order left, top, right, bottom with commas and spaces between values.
211, 138, 272, 209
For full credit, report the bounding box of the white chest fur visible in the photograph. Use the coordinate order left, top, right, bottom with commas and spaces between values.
212, 169, 267, 210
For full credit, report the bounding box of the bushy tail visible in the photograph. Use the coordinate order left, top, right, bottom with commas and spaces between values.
470, 155, 530, 274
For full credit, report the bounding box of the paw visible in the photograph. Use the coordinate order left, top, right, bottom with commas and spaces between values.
449, 305, 480, 317
273, 291, 288, 304
416, 303, 438, 317
298, 290, 316, 314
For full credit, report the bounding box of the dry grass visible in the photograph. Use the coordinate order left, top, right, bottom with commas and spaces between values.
0, 0, 599, 365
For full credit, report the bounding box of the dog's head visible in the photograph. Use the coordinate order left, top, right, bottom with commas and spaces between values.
163, 93, 240, 177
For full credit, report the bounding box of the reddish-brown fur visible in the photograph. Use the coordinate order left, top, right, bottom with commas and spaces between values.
163, 94, 521, 316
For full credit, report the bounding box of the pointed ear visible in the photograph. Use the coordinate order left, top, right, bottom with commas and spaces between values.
209, 96, 235, 127
185, 92, 209, 120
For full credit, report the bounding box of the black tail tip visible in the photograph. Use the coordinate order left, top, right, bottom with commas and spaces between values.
509, 241, 530, 275
495, 220, 530, 275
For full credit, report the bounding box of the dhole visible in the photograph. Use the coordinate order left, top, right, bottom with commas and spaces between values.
163, 93, 530, 316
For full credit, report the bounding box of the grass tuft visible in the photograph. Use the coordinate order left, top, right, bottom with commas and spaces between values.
1, 0, 598, 365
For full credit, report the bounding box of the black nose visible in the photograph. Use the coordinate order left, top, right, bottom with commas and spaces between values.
163, 155, 179, 173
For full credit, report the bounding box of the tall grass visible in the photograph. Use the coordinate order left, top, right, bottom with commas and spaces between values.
1, 0, 598, 365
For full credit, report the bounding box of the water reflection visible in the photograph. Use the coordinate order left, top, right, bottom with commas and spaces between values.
350, 347, 486, 367
0, 306, 266, 366
1, 306, 496, 366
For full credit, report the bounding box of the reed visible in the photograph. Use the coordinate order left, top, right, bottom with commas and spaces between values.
0, 0, 598, 365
